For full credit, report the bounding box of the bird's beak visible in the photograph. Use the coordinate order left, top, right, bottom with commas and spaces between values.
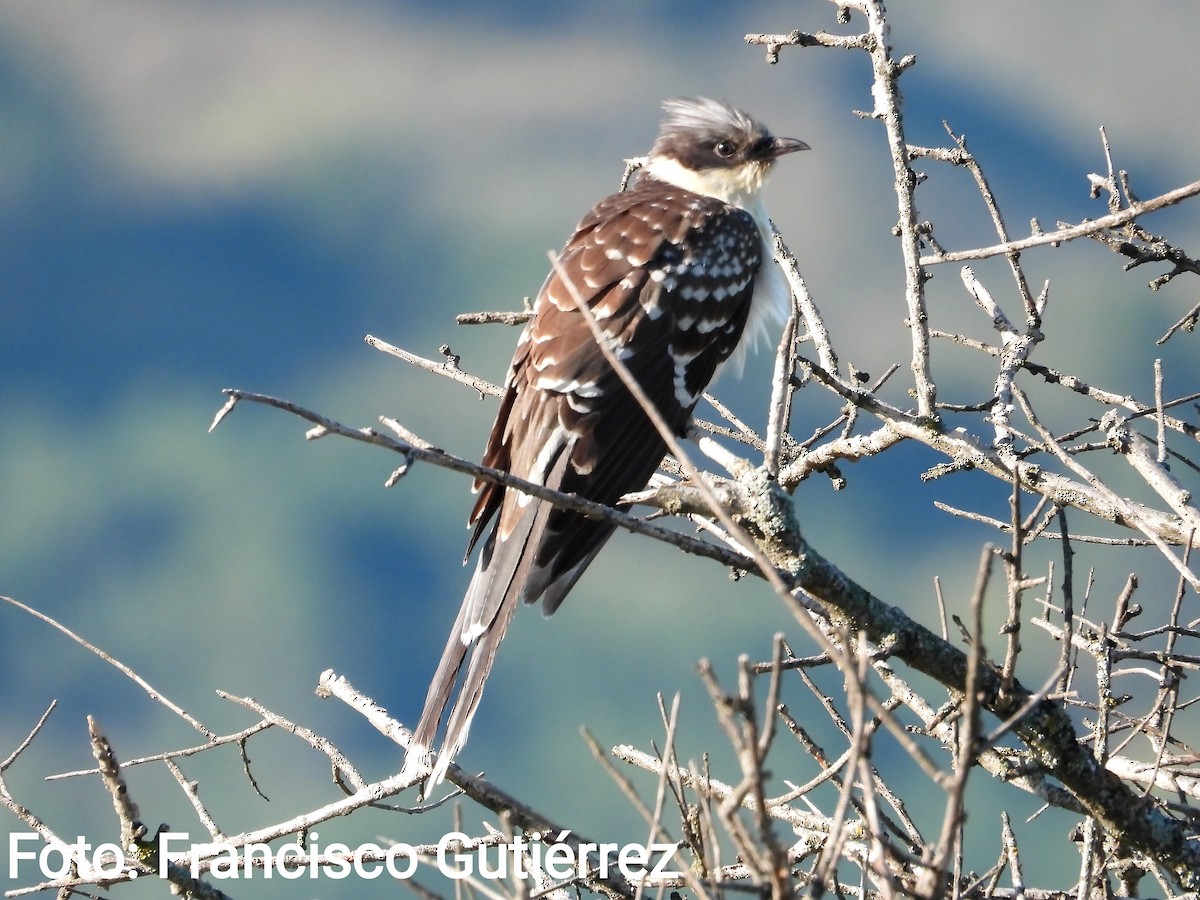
766, 136, 810, 158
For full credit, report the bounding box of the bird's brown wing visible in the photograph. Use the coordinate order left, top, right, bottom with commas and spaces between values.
468, 180, 763, 607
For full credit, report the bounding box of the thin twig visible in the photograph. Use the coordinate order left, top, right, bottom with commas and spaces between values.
2, 595, 214, 738
213, 388, 758, 575
921, 177, 1200, 265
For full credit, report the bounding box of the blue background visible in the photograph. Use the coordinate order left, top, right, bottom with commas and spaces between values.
2, 1, 1199, 895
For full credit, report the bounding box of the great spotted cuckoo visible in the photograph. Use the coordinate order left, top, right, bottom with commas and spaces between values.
403, 97, 808, 785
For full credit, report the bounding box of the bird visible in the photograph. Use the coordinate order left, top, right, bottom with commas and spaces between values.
403, 97, 808, 786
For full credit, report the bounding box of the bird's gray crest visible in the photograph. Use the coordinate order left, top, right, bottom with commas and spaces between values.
651, 97, 768, 156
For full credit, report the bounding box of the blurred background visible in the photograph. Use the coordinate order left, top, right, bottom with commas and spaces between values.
2, 0, 1199, 895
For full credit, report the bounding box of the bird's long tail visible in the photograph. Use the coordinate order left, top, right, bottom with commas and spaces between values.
400, 504, 541, 786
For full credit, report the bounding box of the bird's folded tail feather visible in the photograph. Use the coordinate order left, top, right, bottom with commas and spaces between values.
400, 497, 544, 787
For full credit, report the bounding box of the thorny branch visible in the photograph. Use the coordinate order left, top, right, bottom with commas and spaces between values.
915, 177, 1200, 268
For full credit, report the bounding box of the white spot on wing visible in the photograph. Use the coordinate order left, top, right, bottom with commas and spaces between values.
565, 394, 592, 413
673, 362, 696, 407
533, 374, 600, 397
522, 429, 571, 507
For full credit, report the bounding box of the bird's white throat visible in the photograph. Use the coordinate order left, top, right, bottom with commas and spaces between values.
643, 154, 773, 210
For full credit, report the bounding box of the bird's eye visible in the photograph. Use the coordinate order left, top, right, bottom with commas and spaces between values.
714, 140, 737, 158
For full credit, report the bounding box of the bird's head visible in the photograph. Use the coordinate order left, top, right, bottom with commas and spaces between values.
643, 96, 809, 208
